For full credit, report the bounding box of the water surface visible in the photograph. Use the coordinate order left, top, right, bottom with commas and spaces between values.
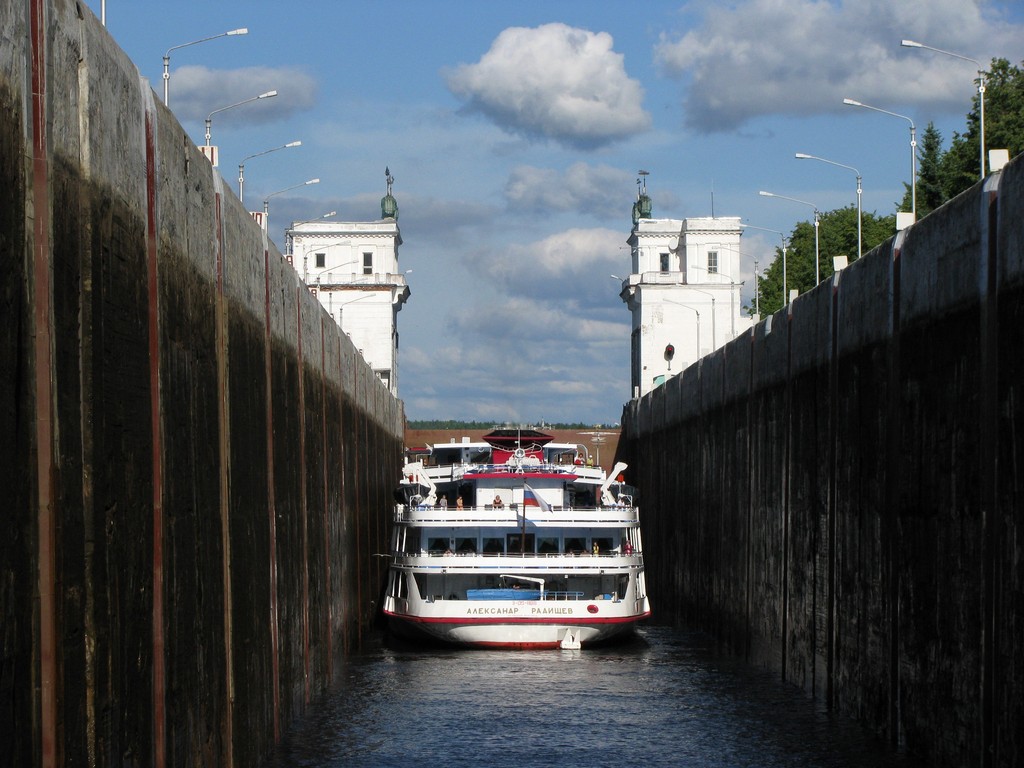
262, 626, 924, 768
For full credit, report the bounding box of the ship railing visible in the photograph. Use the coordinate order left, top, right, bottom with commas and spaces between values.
458, 463, 582, 478
392, 551, 642, 567
394, 503, 639, 524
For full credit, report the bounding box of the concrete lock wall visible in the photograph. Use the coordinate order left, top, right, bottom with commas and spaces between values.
618, 156, 1024, 767
0, 2, 404, 765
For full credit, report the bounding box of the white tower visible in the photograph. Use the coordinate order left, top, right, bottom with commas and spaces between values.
287, 168, 410, 394
617, 175, 752, 398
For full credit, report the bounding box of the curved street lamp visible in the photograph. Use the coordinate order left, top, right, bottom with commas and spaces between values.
205, 90, 277, 146
759, 191, 820, 286
238, 140, 301, 201
263, 178, 320, 242
162, 28, 248, 106
665, 299, 701, 363
740, 223, 788, 310
843, 98, 916, 220
795, 153, 862, 262
902, 39, 985, 179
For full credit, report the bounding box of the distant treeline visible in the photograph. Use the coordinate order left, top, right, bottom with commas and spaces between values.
407, 419, 618, 430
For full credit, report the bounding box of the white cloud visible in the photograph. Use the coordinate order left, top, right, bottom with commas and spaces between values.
169, 65, 317, 123
655, 0, 1024, 133
505, 163, 635, 219
446, 23, 652, 148
467, 227, 628, 305
399, 227, 633, 422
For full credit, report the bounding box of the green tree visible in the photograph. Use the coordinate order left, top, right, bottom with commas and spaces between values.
754, 206, 896, 316
940, 58, 1024, 198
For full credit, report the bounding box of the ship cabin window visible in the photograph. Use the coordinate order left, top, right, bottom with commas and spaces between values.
537, 536, 559, 554
482, 537, 503, 555
592, 537, 614, 554
427, 536, 449, 554
455, 537, 476, 554
315, 252, 325, 268
564, 536, 586, 555
506, 533, 535, 553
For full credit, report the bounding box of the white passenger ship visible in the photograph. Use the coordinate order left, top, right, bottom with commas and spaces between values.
382, 429, 651, 649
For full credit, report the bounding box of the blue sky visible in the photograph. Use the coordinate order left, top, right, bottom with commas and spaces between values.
87, 0, 1024, 425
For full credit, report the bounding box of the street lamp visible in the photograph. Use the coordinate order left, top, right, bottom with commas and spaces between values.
740, 223, 788, 309
665, 299, 701, 362
286, 211, 337, 257
338, 293, 375, 327
162, 28, 248, 107
263, 178, 320, 242
691, 262, 744, 339
902, 39, 986, 179
843, 98, 916, 220
759, 191, 820, 285
687, 287, 716, 349
302, 248, 356, 285
795, 153, 861, 262
205, 90, 277, 146
238, 140, 301, 201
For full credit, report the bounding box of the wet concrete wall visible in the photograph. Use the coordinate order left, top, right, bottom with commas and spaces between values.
0, 2, 403, 766
617, 155, 1024, 767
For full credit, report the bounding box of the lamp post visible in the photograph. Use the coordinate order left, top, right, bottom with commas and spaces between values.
263, 178, 320, 244
902, 39, 986, 179
303, 250, 356, 286
740, 223, 788, 309
843, 98, 916, 220
687, 287, 716, 349
795, 153, 861, 262
338, 293, 375, 328
205, 90, 277, 147
286, 211, 337, 257
759, 191, 820, 285
238, 140, 301, 201
162, 28, 248, 106
665, 299, 701, 362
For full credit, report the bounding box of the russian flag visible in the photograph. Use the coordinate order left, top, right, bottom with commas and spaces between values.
523, 484, 551, 512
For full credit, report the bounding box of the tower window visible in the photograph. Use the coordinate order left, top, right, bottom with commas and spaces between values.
660, 252, 670, 272
707, 250, 719, 274
363, 252, 373, 274
315, 252, 325, 268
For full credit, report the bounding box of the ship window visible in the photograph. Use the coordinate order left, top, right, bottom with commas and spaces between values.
593, 537, 614, 554
537, 537, 559, 554
427, 537, 449, 554
482, 537, 503, 554
455, 537, 477, 554
506, 533, 535, 553
564, 537, 586, 555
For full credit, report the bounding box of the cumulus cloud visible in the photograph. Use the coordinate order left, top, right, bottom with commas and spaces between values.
504, 163, 635, 219
467, 228, 627, 306
655, 0, 1024, 133
446, 23, 651, 148
396, 226, 632, 421
169, 65, 317, 123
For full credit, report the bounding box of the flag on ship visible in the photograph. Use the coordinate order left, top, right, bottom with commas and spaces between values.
523, 484, 551, 512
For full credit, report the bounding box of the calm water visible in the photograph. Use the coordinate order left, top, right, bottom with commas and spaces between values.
262, 625, 925, 768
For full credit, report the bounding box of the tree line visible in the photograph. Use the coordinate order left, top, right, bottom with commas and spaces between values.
754, 57, 1023, 317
